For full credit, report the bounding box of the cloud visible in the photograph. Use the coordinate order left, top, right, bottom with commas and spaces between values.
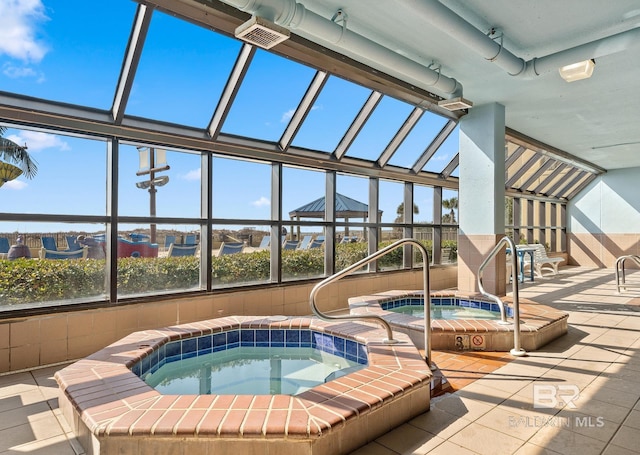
252, 196, 270, 207
2, 62, 45, 82
2, 179, 28, 190
182, 169, 201, 181
0, 0, 49, 63
7, 131, 69, 152
281, 109, 295, 123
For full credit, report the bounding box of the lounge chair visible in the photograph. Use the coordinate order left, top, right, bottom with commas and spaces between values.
164, 235, 176, 249
41, 236, 59, 251
258, 236, 270, 249
298, 235, 312, 250
217, 242, 244, 256
282, 240, 299, 250
40, 247, 88, 260
66, 235, 82, 251
308, 239, 324, 249
167, 243, 198, 257
0, 237, 9, 254
522, 243, 563, 277
184, 234, 197, 245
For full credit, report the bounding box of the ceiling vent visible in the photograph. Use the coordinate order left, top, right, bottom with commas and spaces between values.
235, 16, 290, 49
438, 97, 473, 111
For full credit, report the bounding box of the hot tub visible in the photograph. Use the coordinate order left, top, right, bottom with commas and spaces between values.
56, 315, 432, 455
349, 290, 569, 352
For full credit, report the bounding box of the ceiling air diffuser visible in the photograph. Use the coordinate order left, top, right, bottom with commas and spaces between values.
235, 16, 290, 50
438, 97, 473, 111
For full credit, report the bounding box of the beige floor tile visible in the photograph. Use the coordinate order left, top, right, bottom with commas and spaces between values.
410, 406, 473, 440
425, 440, 477, 455
474, 406, 539, 441
447, 422, 524, 455
578, 384, 640, 410
0, 401, 52, 432
622, 409, 640, 430
609, 425, 640, 452
375, 422, 443, 454
555, 409, 621, 442
350, 441, 398, 455
513, 442, 563, 455
0, 387, 47, 413
602, 444, 640, 455
5, 433, 78, 455
528, 425, 607, 455
453, 381, 515, 405
430, 394, 495, 421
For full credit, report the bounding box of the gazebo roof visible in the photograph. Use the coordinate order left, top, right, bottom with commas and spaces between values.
288, 193, 382, 219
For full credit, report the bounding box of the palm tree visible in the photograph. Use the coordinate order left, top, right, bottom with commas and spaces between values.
442, 197, 458, 223
394, 202, 419, 223
0, 126, 38, 179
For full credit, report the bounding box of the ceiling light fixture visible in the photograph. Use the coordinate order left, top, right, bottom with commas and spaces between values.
559, 59, 595, 82
438, 97, 473, 111
235, 16, 290, 49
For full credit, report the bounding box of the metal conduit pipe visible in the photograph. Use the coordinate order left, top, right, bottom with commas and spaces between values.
218, 0, 464, 97
414, 0, 640, 78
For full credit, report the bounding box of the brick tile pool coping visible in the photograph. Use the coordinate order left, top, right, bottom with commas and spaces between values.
349, 290, 569, 351
55, 316, 432, 454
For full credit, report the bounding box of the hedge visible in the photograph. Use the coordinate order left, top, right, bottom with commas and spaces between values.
0, 240, 446, 306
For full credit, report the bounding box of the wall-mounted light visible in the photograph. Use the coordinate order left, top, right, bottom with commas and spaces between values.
559, 59, 595, 82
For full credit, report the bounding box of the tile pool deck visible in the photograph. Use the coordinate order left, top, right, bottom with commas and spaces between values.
1, 266, 640, 454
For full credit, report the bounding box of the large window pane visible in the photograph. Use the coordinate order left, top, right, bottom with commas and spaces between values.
0, 0, 134, 108
117, 223, 202, 298
222, 50, 315, 142
292, 76, 371, 153
388, 112, 448, 168
0, 221, 107, 311
212, 224, 270, 288
1, 127, 106, 215
128, 10, 240, 127
282, 224, 325, 282
213, 157, 271, 220
119, 145, 201, 219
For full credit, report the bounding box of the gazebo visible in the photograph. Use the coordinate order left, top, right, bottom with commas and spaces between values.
288, 193, 383, 241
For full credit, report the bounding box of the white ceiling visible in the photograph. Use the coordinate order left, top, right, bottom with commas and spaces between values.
273, 0, 640, 171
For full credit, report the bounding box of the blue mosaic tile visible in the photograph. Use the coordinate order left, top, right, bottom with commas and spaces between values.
300, 330, 311, 347
141, 355, 150, 374
132, 363, 141, 376
227, 330, 240, 346
182, 338, 197, 356
240, 329, 255, 346
481, 301, 490, 311
333, 335, 345, 354
165, 341, 180, 360
213, 333, 227, 352
285, 330, 300, 347
198, 335, 212, 352
255, 330, 269, 346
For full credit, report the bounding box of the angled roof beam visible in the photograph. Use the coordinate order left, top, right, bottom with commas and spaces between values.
566, 174, 597, 200
518, 158, 554, 191
279, 70, 328, 152
440, 153, 459, 178
377, 107, 423, 167
411, 119, 457, 173
505, 153, 541, 188
552, 170, 587, 198
112, 4, 154, 125
333, 91, 382, 160
532, 163, 567, 194
208, 43, 256, 140
504, 145, 526, 171
545, 167, 579, 196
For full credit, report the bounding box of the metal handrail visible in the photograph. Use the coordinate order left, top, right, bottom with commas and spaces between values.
309, 238, 433, 367
615, 255, 640, 293
477, 236, 526, 357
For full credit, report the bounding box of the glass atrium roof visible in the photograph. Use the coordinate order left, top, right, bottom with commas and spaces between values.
0, 0, 600, 201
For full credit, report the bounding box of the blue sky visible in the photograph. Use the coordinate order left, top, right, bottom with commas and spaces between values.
0, 0, 459, 233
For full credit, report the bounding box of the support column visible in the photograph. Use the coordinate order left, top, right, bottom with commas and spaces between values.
458, 103, 506, 295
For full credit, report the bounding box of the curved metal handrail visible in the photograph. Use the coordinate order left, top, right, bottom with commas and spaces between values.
615, 255, 640, 293
309, 238, 432, 367
477, 236, 526, 356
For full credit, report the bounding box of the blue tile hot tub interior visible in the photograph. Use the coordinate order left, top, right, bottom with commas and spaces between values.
380, 297, 514, 319
131, 329, 369, 383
